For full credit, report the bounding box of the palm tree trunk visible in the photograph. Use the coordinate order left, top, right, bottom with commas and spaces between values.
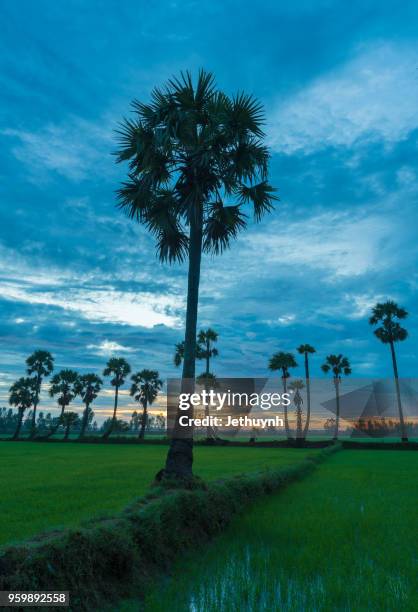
302, 353, 311, 440
103, 386, 119, 439
282, 374, 292, 440
390, 341, 407, 442
64, 423, 70, 440
139, 400, 148, 440
30, 375, 41, 439
334, 379, 340, 440
164, 207, 203, 478
79, 402, 90, 439
206, 340, 210, 376
12, 408, 24, 440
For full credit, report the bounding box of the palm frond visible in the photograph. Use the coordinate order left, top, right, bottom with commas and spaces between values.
236, 181, 278, 221
203, 203, 247, 254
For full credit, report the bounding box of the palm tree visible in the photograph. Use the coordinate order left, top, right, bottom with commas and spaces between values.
62, 411, 80, 440
77, 374, 102, 438
369, 301, 409, 442
102, 358, 131, 439
26, 350, 54, 438
297, 344, 316, 440
173, 341, 185, 368
9, 377, 36, 440
288, 379, 304, 440
116, 70, 277, 478
321, 354, 351, 440
197, 328, 219, 377
268, 352, 297, 439
130, 370, 163, 439
48, 370, 79, 437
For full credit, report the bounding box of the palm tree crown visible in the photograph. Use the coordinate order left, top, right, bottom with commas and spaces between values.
297, 344, 316, 356
9, 377, 36, 410
116, 70, 277, 263
268, 352, 297, 378
49, 370, 79, 406
77, 373, 103, 404
369, 300, 408, 344
103, 358, 131, 387
26, 350, 54, 378
130, 369, 163, 407
321, 355, 351, 380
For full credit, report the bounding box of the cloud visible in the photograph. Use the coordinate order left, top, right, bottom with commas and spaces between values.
87, 340, 135, 355
268, 43, 418, 154
2, 116, 115, 182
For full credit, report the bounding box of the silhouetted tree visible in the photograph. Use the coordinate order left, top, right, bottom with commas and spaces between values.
130, 370, 163, 439
26, 350, 54, 438
268, 352, 297, 439
297, 344, 315, 440
288, 379, 304, 440
102, 358, 131, 439
48, 370, 79, 437
9, 377, 36, 440
77, 373, 103, 438
321, 354, 351, 440
369, 300, 409, 442
116, 70, 277, 478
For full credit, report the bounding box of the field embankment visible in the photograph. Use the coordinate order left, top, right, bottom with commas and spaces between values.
0, 445, 338, 610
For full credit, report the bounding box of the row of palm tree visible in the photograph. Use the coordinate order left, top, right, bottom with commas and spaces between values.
267, 300, 409, 441
8, 353, 162, 441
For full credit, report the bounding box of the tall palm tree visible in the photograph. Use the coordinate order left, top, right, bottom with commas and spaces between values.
62, 411, 79, 440
369, 300, 409, 442
26, 350, 54, 438
268, 352, 297, 439
48, 370, 79, 437
288, 379, 304, 440
297, 344, 316, 440
102, 358, 131, 439
116, 70, 277, 478
9, 377, 36, 440
77, 373, 102, 438
130, 369, 163, 439
321, 354, 351, 440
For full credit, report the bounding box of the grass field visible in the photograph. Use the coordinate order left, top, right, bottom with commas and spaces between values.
136, 450, 418, 611
0, 442, 316, 545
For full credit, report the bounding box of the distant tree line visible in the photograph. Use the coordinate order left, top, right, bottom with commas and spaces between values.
4, 351, 164, 441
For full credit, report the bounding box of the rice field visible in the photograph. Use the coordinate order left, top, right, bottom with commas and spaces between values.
135, 450, 418, 611
0, 442, 315, 545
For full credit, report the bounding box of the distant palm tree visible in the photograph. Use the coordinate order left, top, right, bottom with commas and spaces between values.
288, 379, 305, 440
116, 70, 277, 478
102, 358, 131, 439
297, 344, 316, 440
48, 370, 79, 437
268, 352, 297, 439
369, 300, 409, 442
26, 350, 54, 438
62, 411, 80, 440
9, 377, 36, 440
77, 374, 102, 438
130, 369, 163, 439
173, 341, 185, 368
197, 328, 219, 377
321, 354, 351, 440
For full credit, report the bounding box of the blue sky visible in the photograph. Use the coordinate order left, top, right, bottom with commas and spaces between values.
0, 0, 417, 419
